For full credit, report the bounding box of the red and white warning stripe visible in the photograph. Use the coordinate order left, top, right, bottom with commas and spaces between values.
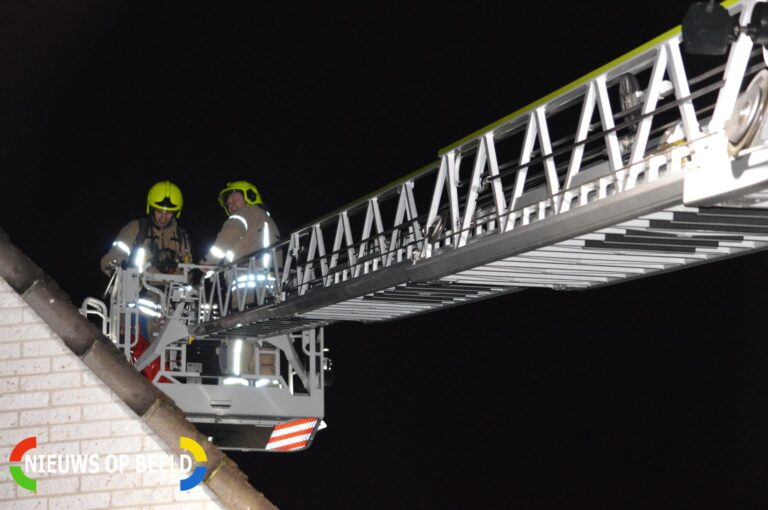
266, 418, 318, 451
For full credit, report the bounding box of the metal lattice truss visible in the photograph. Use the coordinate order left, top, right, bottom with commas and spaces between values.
193, 0, 768, 338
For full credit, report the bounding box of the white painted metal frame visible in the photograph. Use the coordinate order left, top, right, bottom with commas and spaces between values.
196, 0, 758, 323
80, 266, 326, 423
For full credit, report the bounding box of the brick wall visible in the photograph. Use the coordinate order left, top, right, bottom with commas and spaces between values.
0, 277, 226, 510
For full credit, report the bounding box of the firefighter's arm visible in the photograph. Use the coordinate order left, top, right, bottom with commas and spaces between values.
201, 216, 246, 265
100, 221, 139, 276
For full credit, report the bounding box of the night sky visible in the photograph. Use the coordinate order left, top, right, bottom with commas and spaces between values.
3, 1, 768, 508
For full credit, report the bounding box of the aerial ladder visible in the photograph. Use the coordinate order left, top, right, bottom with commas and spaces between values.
81, 0, 768, 452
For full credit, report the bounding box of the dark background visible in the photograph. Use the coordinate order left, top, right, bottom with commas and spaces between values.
3, 1, 768, 508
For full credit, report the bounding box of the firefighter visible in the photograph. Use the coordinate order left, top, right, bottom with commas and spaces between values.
202, 181, 279, 267
203, 182, 280, 375
100, 180, 193, 381
101, 180, 193, 276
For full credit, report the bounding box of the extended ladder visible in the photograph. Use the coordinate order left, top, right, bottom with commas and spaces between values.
195, 0, 768, 338
83, 0, 768, 452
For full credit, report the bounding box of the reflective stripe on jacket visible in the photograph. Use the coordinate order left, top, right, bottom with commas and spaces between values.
101, 218, 192, 275
203, 205, 279, 266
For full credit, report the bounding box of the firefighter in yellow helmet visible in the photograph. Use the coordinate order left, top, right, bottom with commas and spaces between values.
202, 181, 279, 266
101, 181, 193, 276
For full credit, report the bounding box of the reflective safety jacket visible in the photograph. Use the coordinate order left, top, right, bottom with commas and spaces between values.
101, 217, 193, 276
203, 205, 279, 266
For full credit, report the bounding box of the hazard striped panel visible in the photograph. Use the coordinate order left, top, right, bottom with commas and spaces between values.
265, 418, 318, 451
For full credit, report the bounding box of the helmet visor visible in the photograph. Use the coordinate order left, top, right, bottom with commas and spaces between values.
151, 196, 181, 211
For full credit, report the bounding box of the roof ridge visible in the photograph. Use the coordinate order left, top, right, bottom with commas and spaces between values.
0, 228, 277, 510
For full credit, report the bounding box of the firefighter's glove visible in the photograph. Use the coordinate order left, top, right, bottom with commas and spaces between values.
105, 260, 119, 276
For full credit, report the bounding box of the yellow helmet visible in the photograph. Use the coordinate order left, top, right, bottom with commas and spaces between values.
146, 181, 183, 217
218, 181, 262, 214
